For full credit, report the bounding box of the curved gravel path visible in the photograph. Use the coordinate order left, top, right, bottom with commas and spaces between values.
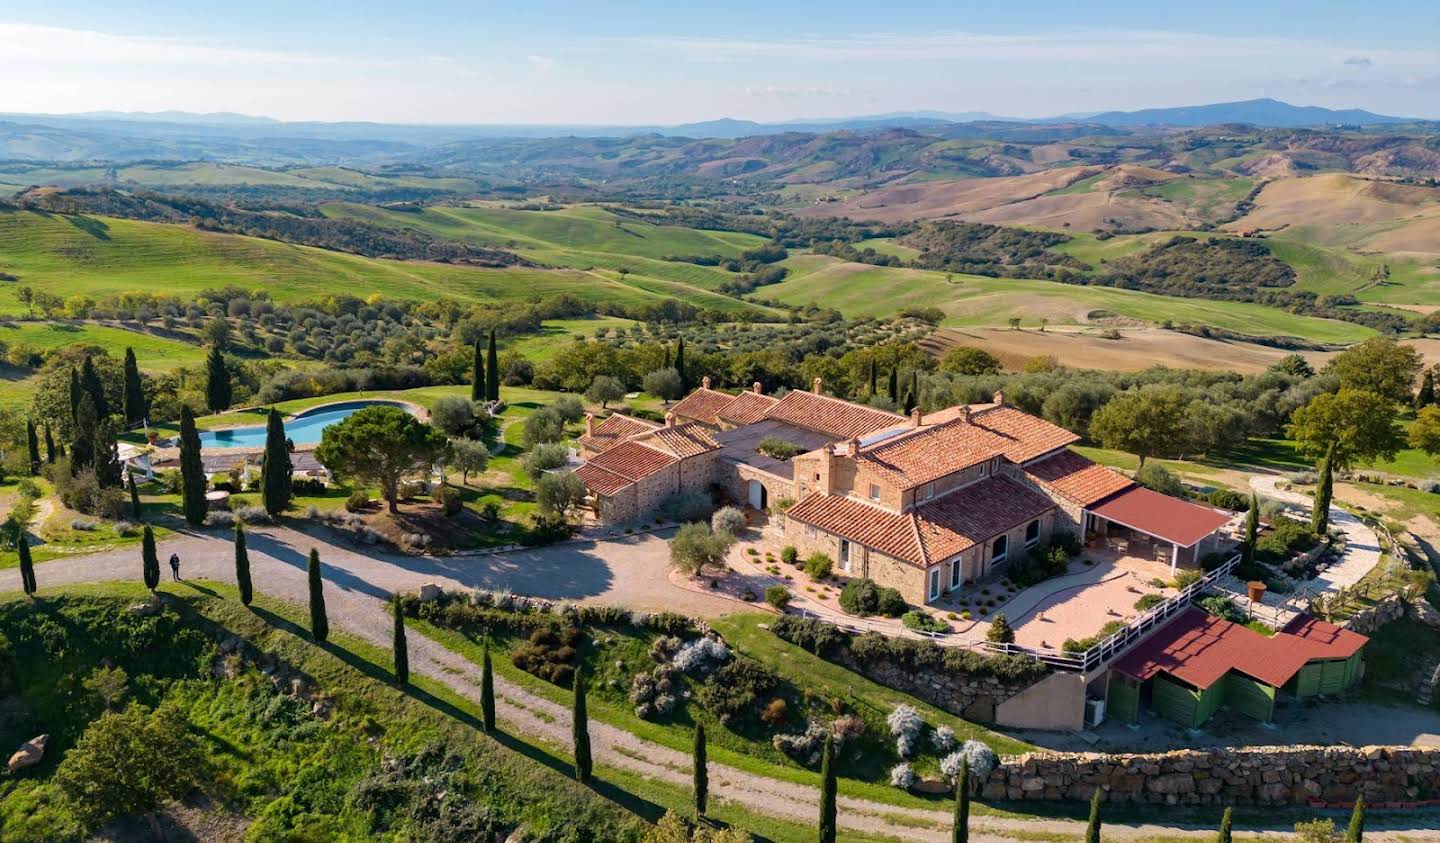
4, 524, 1434, 841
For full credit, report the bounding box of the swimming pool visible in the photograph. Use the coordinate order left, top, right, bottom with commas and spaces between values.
197, 400, 416, 450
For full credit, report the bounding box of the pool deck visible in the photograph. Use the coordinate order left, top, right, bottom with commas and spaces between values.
148, 398, 428, 463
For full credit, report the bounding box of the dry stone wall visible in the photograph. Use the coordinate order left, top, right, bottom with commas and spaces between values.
982, 746, 1440, 807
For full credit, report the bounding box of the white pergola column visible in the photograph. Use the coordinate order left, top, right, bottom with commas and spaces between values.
1170, 542, 1179, 577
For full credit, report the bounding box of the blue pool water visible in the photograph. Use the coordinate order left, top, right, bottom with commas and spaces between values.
198, 401, 414, 449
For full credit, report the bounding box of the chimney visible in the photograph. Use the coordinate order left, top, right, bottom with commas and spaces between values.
846, 437, 860, 456
960, 405, 972, 424
911, 407, 923, 427
665, 412, 676, 428
752, 381, 762, 394
701, 375, 712, 390
584, 413, 595, 437
812, 377, 823, 395
993, 390, 1006, 405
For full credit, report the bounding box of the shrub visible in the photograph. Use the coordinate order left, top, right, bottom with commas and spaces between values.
901, 610, 948, 633
710, 505, 747, 537
772, 722, 828, 766
831, 713, 865, 745
511, 623, 582, 686
779, 545, 798, 565
889, 763, 916, 789
672, 637, 731, 677
803, 552, 833, 581
658, 491, 712, 524
1134, 593, 1165, 612
345, 490, 370, 512
945, 740, 997, 783
765, 585, 791, 610
697, 656, 779, 725
1205, 488, 1250, 511
1198, 594, 1247, 624
1171, 569, 1204, 589
760, 698, 789, 726
987, 613, 1015, 644
756, 436, 802, 461
233, 504, 272, 524
669, 523, 735, 576
203, 511, 235, 528
436, 485, 462, 517
769, 616, 848, 656
1062, 620, 1126, 653
887, 704, 925, 758
932, 725, 956, 753
838, 578, 907, 617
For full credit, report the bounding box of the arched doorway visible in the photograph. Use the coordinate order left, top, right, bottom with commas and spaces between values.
747, 479, 767, 510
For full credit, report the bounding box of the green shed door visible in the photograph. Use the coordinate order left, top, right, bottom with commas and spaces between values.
1108, 674, 1140, 724
1224, 673, 1276, 722
1343, 652, 1363, 688
1152, 675, 1203, 727
1294, 662, 1323, 697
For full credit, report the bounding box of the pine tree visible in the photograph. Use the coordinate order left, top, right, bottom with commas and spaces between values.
43, 424, 55, 464
80, 355, 108, 419
1417, 370, 1435, 410
260, 409, 293, 516
471, 339, 485, 402
205, 346, 232, 413
481, 639, 496, 732
675, 337, 688, 392
1216, 806, 1233, 843
179, 406, 207, 526
1242, 492, 1259, 565
308, 548, 328, 643
141, 525, 159, 592
888, 367, 899, 401
18, 534, 36, 598
123, 347, 146, 426
1345, 794, 1365, 842
818, 733, 837, 843
953, 758, 970, 843
129, 471, 143, 520
234, 522, 252, 606
392, 593, 409, 687
693, 724, 708, 818
71, 394, 98, 471
573, 670, 592, 783
486, 329, 500, 402
25, 420, 40, 476
1084, 788, 1102, 843
1313, 441, 1335, 535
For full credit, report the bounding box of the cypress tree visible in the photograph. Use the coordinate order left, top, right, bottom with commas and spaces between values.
260, 409, 293, 516
68, 367, 82, 422
308, 548, 328, 643
573, 670, 592, 782
1313, 441, 1335, 535
675, 337, 688, 392
123, 347, 146, 426
80, 356, 108, 419
141, 525, 159, 592
392, 593, 409, 686
693, 724, 708, 818
205, 346, 232, 413
471, 339, 485, 402
43, 424, 55, 464
818, 733, 837, 843
486, 329, 500, 402
71, 394, 98, 471
1084, 788, 1102, 843
953, 759, 970, 843
903, 389, 917, 415
481, 639, 496, 732
234, 522, 252, 606
25, 420, 40, 476
1417, 370, 1435, 410
663, 344, 671, 369
179, 406, 207, 526
94, 420, 122, 489
1216, 806, 1233, 843
868, 359, 877, 397
888, 367, 899, 401
129, 471, 142, 520
1345, 794, 1365, 842
18, 534, 36, 598
1242, 492, 1259, 565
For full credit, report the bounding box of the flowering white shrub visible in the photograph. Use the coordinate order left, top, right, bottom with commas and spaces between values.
772, 722, 828, 766
672, 637, 730, 676
889, 763, 916, 789
941, 739, 997, 784
887, 704, 925, 757
931, 725, 956, 754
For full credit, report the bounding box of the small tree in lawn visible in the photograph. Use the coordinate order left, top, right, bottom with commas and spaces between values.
585, 375, 626, 410
669, 522, 735, 577
1084, 788, 1102, 843
308, 548, 329, 643
953, 758, 970, 843
1345, 794, 1365, 842
643, 367, 684, 403
987, 613, 1015, 644
1089, 385, 1187, 470
450, 438, 490, 486
818, 733, 837, 843
141, 525, 159, 593
314, 405, 448, 513
573, 669, 592, 783
471, 338, 485, 402
535, 471, 586, 518
1242, 492, 1259, 565
1217, 806, 1233, 843
179, 406, 207, 526
693, 723, 708, 818
235, 521, 252, 606
260, 409, 293, 516
481, 639, 496, 732
392, 593, 409, 687
18, 534, 37, 598
1313, 441, 1334, 534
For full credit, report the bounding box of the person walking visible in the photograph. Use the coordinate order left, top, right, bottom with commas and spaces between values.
169, 552, 181, 581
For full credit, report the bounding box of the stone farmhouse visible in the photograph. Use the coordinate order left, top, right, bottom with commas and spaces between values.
576, 378, 1231, 608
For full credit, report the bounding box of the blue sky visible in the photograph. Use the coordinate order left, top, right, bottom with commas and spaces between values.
2, 1, 1437, 124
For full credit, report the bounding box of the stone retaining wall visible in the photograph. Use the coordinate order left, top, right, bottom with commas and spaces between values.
837, 653, 1038, 723
982, 746, 1440, 806
1344, 593, 1406, 635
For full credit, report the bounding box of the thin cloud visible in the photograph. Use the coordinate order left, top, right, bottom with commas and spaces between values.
526, 54, 557, 71
1344, 56, 1374, 67
0, 21, 333, 65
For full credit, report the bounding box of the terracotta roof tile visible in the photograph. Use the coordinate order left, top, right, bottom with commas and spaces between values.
764, 390, 904, 439
646, 423, 721, 459
969, 405, 1081, 463
785, 494, 924, 564
575, 463, 633, 496
578, 441, 677, 496
669, 388, 734, 425
718, 391, 780, 425
579, 413, 660, 455
1023, 451, 1134, 506
858, 417, 1005, 488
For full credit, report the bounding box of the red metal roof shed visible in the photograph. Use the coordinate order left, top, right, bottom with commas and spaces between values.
1089, 486, 1232, 548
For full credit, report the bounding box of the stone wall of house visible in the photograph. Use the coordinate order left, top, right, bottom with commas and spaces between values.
981, 746, 1440, 806
723, 463, 796, 513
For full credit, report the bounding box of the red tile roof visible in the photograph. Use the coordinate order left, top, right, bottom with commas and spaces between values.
718, 391, 780, 426
575, 441, 677, 497
764, 390, 904, 439
1112, 608, 1367, 690
1090, 486, 1232, 547
669, 388, 734, 425
968, 405, 1081, 463
579, 413, 660, 454
646, 423, 721, 459
1023, 451, 1135, 506
574, 463, 634, 496
858, 417, 1005, 488
785, 476, 1054, 567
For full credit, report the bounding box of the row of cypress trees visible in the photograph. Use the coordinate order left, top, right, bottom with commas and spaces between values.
471, 330, 501, 403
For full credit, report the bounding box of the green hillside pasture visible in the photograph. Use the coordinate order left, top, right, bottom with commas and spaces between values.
1132, 176, 1254, 220
509, 317, 638, 362
763, 254, 1374, 344
0, 161, 481, 195
0, 210, 669, 313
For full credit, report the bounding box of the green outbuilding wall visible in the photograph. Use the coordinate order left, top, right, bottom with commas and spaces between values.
1224, 672, 1276, 722
1292, 652, 1364, 697
1108, 674, 1140, 725
1152, 674, 1224, 728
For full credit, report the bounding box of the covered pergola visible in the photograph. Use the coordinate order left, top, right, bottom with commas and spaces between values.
1086, 486, 1233, 576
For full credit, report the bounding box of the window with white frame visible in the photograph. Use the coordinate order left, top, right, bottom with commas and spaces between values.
1025, 519, 1041, 547
979, 462, 988, 477
950, 558, 961, 588
868, 483, 881, 500
991, 457, 1000, 473
929, 567, 941, 600
991, 534, 1008, 564
922, 482, 934, 500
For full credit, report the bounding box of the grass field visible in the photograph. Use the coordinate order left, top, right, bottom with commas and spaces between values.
763, 254, 1375, 343
0, 161, 483, 196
